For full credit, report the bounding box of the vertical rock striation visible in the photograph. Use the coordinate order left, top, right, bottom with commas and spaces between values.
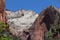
0, 0, 7, 23
29, 6, 60, 40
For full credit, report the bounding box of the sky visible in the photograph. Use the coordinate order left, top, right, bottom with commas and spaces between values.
6, 0, 60, 13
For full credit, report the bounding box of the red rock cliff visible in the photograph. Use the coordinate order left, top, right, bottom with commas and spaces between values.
29, 6, 60, 40
0, 0, 7, 23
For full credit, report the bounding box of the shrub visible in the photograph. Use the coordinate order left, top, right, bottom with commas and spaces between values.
0, 21, 20, 40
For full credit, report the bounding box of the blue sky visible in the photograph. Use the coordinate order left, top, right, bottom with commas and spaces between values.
6, 0, 60, 13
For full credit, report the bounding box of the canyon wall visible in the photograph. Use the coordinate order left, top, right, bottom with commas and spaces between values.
0, 0, 7, 23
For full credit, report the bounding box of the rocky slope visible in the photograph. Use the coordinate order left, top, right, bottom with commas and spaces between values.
5, 6, 60, 40
29, 6, 60, 40
6, 10, 38, 36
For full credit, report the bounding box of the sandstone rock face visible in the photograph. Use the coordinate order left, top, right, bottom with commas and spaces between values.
29, 6, 60, 40
0, 0, 7, 23
5, 6, 60, 40
6, 10, 38, 36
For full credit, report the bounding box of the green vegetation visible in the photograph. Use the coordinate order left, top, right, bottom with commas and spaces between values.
0, 21, 20, 40
46, 13, 60, 38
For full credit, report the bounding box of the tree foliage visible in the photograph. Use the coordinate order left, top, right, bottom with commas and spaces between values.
0, 21, 20, 40
46, 13, 60, 38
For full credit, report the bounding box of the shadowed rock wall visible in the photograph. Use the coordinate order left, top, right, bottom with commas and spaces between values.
29, 6, 59, 40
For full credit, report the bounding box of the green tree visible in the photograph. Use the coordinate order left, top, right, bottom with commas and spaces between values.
46, 13, 60, 38
0, 21, 21, 40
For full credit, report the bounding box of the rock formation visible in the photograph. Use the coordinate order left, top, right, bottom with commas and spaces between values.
6, 10, 38, 36
5, 5, 60, 40
0, 0, 7, 23
29, 6, 60, 40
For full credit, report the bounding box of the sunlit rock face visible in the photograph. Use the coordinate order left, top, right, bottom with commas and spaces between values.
0, 0, 7, 23
6, 6, 60, 40
6, 10, 38, 36
29, 6, 60, 40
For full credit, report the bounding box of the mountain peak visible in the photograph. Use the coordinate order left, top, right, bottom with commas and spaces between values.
6, 9, 38, 19
29, 6, 60, 40
6, 10, 38, 36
